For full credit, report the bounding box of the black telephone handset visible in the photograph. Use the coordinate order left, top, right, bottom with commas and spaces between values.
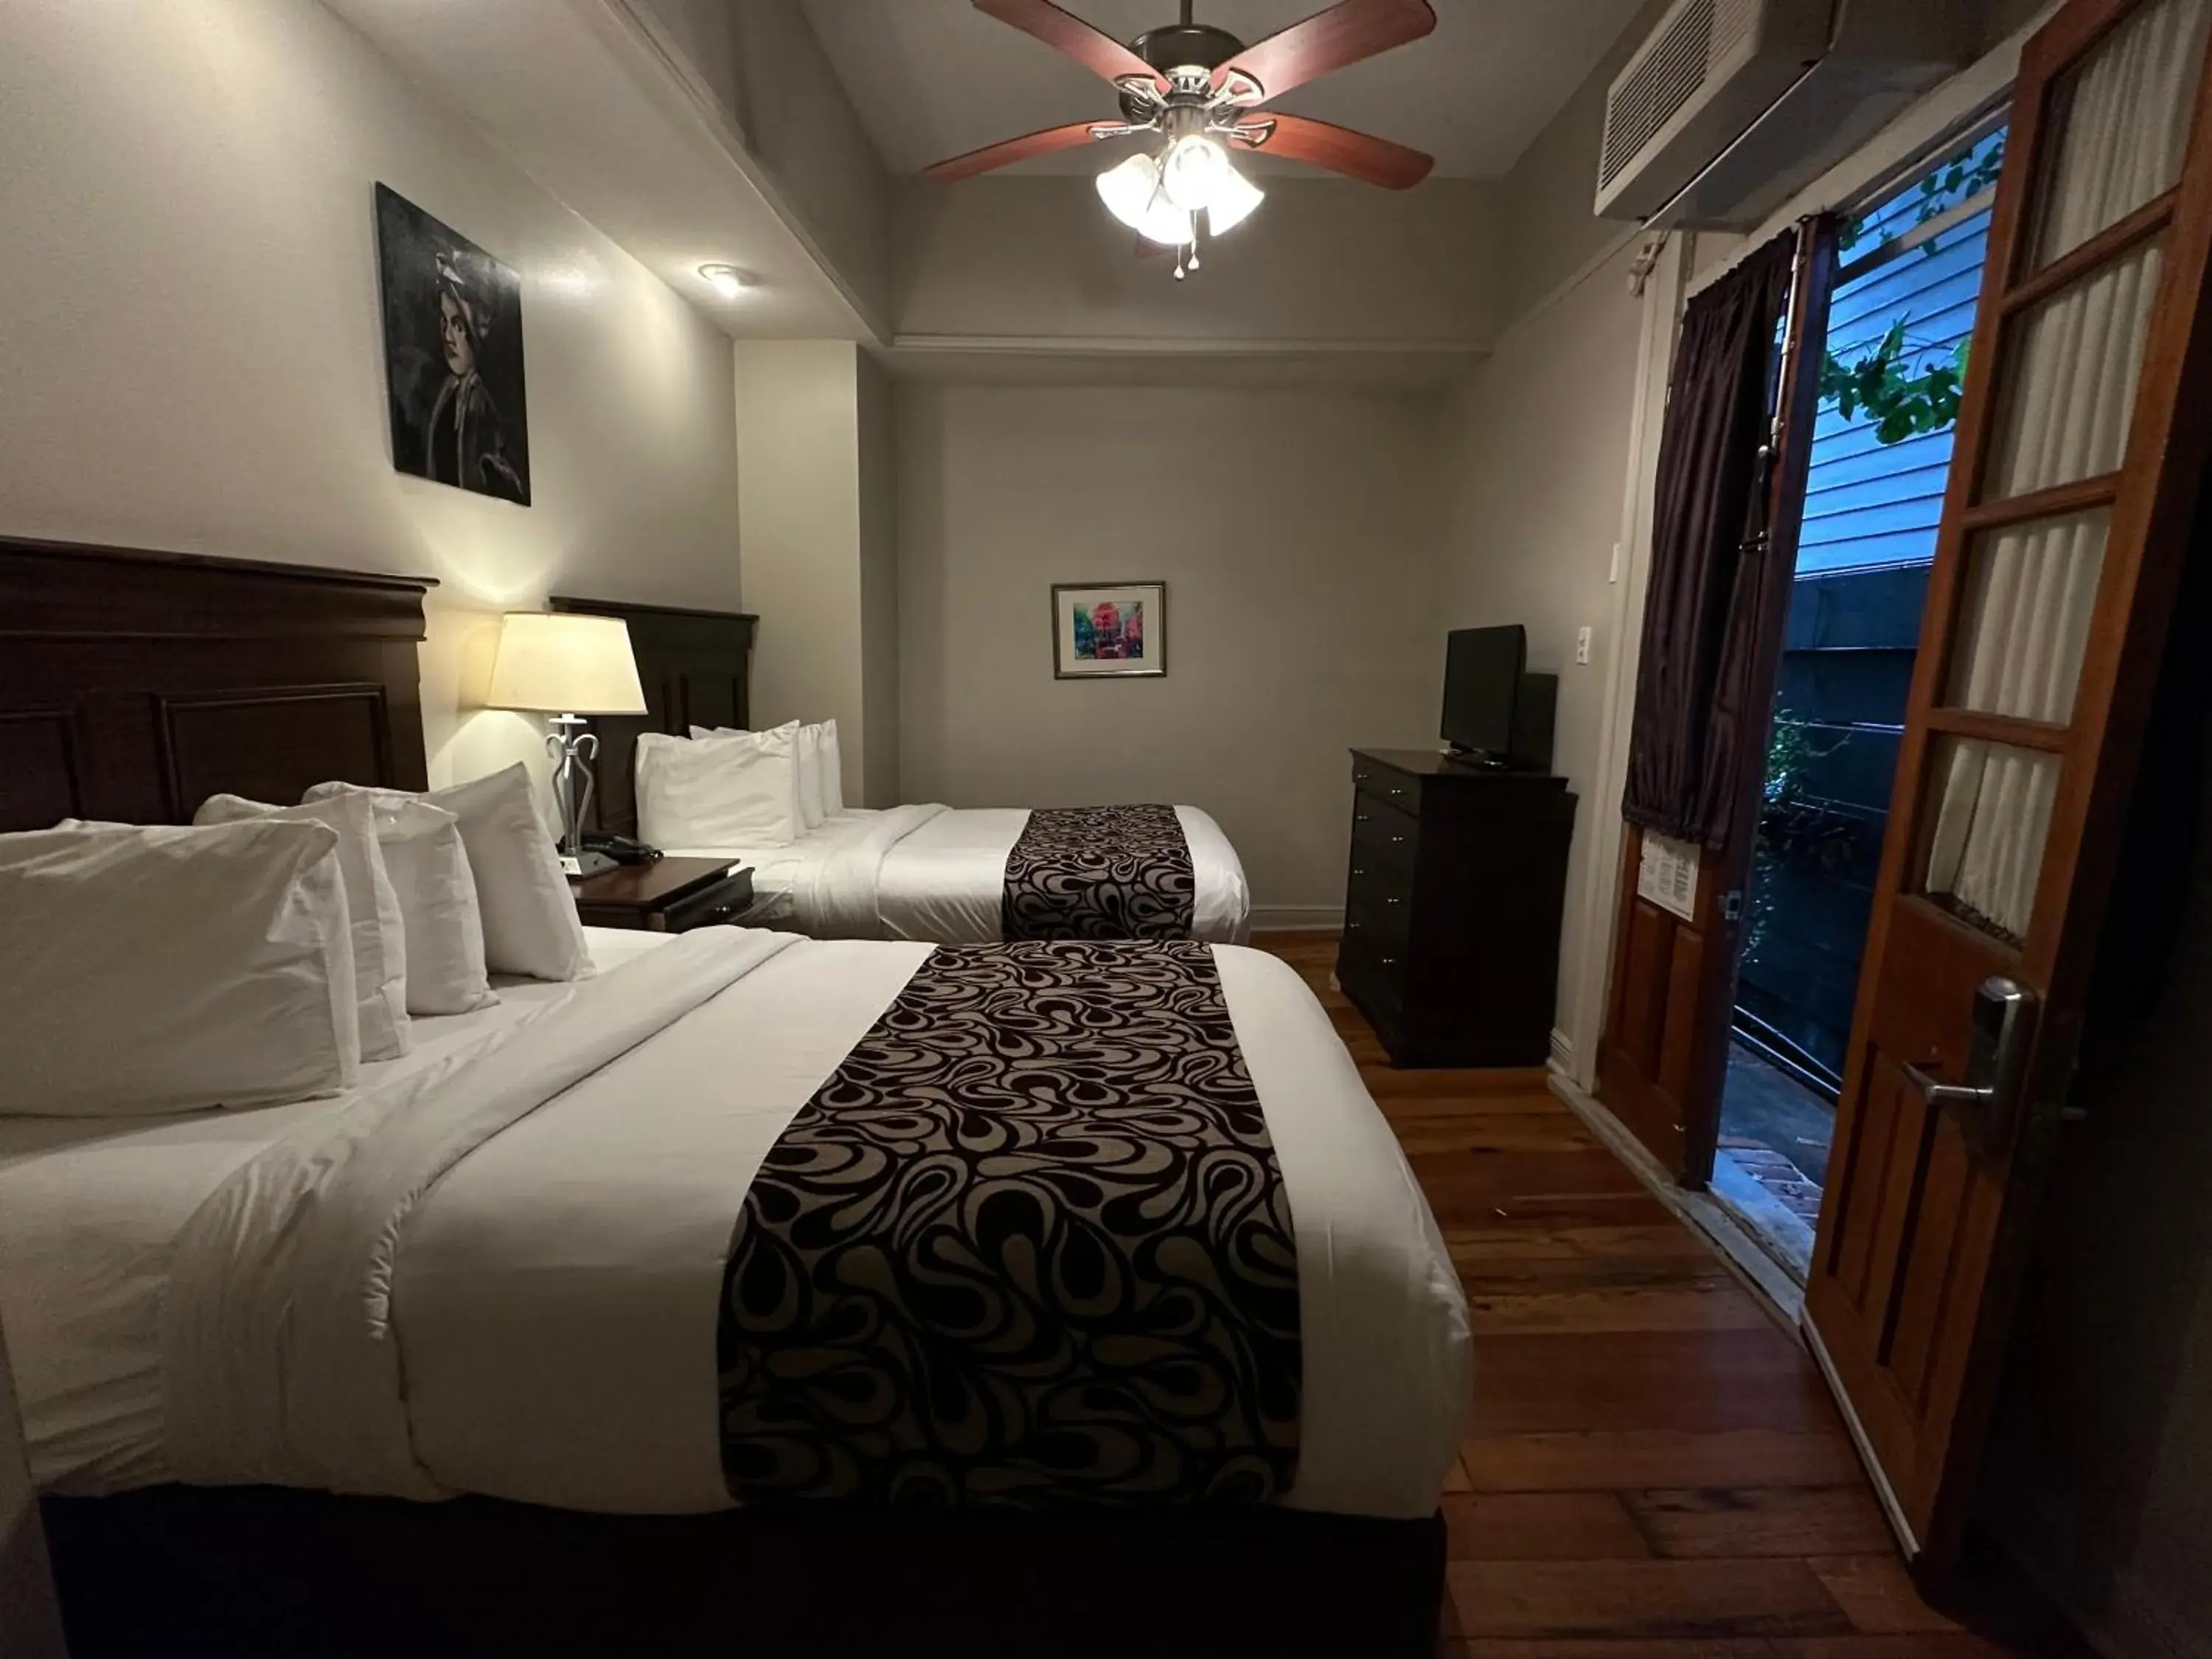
582, 833, 662, 867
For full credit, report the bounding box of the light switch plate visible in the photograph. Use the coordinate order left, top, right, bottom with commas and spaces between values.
1576, 625, 1593, 665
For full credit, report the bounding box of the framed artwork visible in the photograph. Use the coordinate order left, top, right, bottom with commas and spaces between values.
373, 182, 532, 505
1052, 582, 1166, 679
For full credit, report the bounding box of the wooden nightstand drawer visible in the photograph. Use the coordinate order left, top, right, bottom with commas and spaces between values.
572, 858, 754, 933
658, 872, 755, 933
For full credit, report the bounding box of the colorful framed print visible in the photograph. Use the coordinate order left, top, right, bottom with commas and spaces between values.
1052, 582, 1166, 680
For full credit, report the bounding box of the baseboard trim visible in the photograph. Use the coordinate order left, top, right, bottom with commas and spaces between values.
1248, 906, 1345, 932
1548, 1028, 1573, 1074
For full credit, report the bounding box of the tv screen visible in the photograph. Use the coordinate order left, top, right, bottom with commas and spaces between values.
1441, 625, 1526, 758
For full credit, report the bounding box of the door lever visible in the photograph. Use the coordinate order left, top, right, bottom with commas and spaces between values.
1901, 975, 2037, 1156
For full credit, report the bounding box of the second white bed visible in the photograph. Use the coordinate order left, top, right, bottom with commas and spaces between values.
669, 803, 1251, 943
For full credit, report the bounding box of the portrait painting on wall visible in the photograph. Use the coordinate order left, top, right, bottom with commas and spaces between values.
374, 182, 531, 505
1052, 582, 1166, 679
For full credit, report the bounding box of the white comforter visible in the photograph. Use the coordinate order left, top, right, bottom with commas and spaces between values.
1, 930, 1467, 1519
669, 804, 1250, 944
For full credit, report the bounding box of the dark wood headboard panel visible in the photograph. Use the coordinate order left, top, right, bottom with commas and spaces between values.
548, 595, 757, 838
0, 538, 434, 832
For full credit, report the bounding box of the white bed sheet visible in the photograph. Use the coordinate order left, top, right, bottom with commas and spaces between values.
0, 928, 669, 1492
669, 803, 1250, 943
1, 928, 1467, 1519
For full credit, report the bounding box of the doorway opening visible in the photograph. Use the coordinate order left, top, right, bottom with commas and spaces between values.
1715, 125, 2008, 1278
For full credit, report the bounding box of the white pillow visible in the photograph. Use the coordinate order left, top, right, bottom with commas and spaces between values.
638, 727, 800, 847
818, 718, 845, 815
0, 820, 360, 1116
195, 791, 411, 1060
310, 764, 588, 984
689, 719, 829, 826
355, 796, 495, 1015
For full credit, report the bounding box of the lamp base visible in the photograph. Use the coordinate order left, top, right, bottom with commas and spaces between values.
562, 849, 619, 879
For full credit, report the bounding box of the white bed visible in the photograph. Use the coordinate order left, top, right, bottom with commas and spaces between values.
0, 926, 1465, 1520
669, 804, 1251, 944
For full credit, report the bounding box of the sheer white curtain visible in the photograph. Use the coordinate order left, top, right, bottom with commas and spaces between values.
1924, 0, 2208, 940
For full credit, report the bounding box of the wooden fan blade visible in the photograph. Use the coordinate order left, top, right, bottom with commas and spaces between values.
974, 0, 1167, 90
1211, 0, 1436, 102
922, 119, 1110, 184
1233, 112, 1433, 188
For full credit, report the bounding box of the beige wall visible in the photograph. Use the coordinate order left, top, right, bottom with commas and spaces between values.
894, 178, 1503, 349
896, 383, 1443, 919
1434, 238, 1658, 1066
0, 0, 742, 794
733, 338, 898, 804
856, 351, 902, 807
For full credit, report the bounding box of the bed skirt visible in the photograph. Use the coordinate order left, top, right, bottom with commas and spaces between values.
44, 1487, 1446, 1658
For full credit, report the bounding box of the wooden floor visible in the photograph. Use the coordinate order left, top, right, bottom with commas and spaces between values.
1256, 934, 2070, 1659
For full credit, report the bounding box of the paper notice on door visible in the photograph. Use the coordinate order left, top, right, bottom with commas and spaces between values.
1638, 832, 1700, 922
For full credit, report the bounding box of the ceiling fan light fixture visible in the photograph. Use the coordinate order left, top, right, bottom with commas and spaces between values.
1205, 164, 1265, 235
1096, 152, 1194, 246
1160, 133, 1230, 212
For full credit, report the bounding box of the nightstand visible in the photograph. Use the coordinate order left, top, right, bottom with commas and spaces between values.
569, 858, 754, 933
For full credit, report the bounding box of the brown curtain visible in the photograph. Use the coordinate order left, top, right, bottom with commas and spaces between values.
1624, 229, 1799, 849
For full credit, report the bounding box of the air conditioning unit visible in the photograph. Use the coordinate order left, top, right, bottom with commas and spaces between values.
1595, 0, 1970, 227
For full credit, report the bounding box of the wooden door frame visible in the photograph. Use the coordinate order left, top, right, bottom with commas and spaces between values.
1805, 0, 2212, 1576
1595, 219, 1839, 1185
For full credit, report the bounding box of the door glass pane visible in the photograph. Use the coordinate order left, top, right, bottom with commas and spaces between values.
1946, 508, 2110, 723
1922, 737, 2058, 944
1986, 235, 2165, 498
2027, 0, 2211, 268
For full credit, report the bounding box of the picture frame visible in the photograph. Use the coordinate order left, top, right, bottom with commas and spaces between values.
1051, 582, 1166, 680
373, 182, 532, 506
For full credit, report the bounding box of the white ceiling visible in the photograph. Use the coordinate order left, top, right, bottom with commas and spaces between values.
801, 0, 1646, 179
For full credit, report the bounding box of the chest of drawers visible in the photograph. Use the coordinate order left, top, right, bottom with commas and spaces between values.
1336, 748, 1577, 1068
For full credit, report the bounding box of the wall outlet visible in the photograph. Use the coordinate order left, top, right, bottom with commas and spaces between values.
1576, 625, 1593, 665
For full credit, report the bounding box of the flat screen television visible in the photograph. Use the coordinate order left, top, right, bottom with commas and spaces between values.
1442, 625, 1526, 762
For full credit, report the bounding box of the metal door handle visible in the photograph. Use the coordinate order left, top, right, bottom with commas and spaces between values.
1902, 975, 2037, 1155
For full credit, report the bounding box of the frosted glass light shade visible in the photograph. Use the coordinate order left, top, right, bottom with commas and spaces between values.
1206, 164, 1265, 234
1096, 152, 1194, 246
1161, 135, 1229, 210
487, 612, 647, 714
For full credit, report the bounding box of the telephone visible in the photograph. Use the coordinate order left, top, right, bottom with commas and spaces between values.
581, 833, 662, 867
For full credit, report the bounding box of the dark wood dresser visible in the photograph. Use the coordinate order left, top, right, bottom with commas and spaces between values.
1337, 748, 1577, 1068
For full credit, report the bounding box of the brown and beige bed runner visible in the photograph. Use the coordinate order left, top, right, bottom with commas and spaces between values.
717, 939, 1301, 1509
1000, 804, 1195, 940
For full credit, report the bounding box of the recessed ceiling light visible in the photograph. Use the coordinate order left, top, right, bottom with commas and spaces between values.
699, 263, 759, 299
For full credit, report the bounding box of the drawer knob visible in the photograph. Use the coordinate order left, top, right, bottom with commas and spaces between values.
1385, 897, 1402, 907
1380, 955, 1398, 967
1354, 772, 1371, 783
1388, 787, 1405, 798
1354, 813, 1372, 824
1352, 866, 1366, 877
1390, 835, 1407, 846
1346, 920, 1363, 933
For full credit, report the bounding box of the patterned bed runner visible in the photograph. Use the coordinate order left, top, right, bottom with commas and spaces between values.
717, 940, 1301, 1509
1000, 804, 1195, 940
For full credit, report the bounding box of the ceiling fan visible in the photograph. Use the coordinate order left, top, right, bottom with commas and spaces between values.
922, 0, 1438, 277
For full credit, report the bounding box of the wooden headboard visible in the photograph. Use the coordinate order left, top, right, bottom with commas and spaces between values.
0, 538, 434, 832
548, 595, 757, 838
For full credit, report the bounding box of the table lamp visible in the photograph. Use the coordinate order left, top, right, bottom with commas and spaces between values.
487, 611, 647, 876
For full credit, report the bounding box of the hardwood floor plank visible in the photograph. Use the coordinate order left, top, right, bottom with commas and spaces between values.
1469, 1331, 1842, 1435
1810, 1556, 1966, 1635
1441, 1492, 1653, 1561
1453, 1638, 2027, 1659
1463, 1281, 1778, 1335
1459, 1429, 1868, 1492
1625, 1486, 1896, 1559
1447, 1558, 1854, 1639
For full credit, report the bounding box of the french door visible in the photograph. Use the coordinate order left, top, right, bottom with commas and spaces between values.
1804, 0, 2212, 1575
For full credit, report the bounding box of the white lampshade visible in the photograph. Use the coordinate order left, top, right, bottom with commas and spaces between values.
1161, 135, 1229, 211
1206, 164, 1265, 235
486, 612, 647, 715
1096, 152, 1194, 247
